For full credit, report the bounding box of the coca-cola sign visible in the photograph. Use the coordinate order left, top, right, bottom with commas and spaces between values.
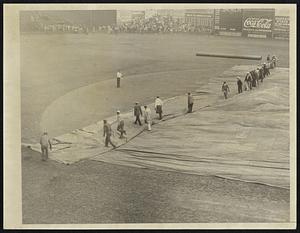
242, 9, 275, 37
243, 17, 272, 29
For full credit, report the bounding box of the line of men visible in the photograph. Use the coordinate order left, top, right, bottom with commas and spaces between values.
39, 71, 194, 160
102, 97, 163, 148
39, 55, 277, 159
103, 93, 194, 149
222, 55, 278, 99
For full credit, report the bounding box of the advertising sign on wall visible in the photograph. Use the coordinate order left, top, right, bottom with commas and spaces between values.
242, 9, 275, 38
273, 16, 289, 39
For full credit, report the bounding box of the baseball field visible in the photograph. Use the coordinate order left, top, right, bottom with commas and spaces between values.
21, 33, 290, 224
21, 33, 289, 143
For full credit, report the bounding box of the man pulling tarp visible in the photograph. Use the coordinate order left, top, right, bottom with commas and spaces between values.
39, 132, 52, 161
221, 82, 230, 99
155, 96, 163, 120
103, 120, 116, 149
116, 110, 127, 139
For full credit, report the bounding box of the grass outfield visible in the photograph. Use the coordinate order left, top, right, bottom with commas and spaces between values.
21, 33, 289, 143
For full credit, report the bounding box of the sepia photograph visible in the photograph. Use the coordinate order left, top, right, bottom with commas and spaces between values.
3, 3, 296, 229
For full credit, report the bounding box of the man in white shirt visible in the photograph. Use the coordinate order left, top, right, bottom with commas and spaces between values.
144, 106, 152, 131
187, 92, 194, 113
154, 96, 163, 120
117, 70, 123, 88
271, 55, 278, 68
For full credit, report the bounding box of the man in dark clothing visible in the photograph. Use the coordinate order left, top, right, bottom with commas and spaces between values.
39, 132, 52, 161
260, 66, 265, 81
187, 92, 194, 113
263, 63, 270, 77
250, 70, 257, 87
237, 77, 243, 94
154, 97, 163, 120
103, 120, 116, 148
258, 67, 264, 82
133, 102, 143, 125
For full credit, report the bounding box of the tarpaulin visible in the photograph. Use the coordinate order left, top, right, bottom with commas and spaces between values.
92, 67, 290, 189
24, 66, 290, 189
23, 92, 215, 164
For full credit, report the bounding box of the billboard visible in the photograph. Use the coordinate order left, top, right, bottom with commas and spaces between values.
214, 9, 243, 34
242, 9, 275, 38
273, 16, 289, 39
185, 9, 214, 28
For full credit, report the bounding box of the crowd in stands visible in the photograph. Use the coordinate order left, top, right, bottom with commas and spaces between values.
116, 15, 212, 34
30, 14, 213, 35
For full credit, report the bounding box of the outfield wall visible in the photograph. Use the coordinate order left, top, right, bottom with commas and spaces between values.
213, 8, 289, 40
20, 9, 289, 40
